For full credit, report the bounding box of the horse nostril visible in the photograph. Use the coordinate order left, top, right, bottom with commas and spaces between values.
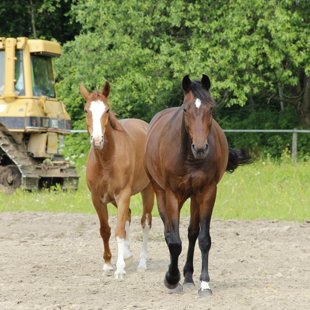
91, 135, 104, 146
192, 143, 208, 153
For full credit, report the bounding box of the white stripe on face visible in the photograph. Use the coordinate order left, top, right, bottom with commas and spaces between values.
195, 98, 202, 109
89, 100, 107, 142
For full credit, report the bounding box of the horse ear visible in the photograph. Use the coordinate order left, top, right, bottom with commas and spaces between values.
109, 111, 124, 131
201, 74, 211, 91
102, 81, 110, 97
80, 84, 90, 99
182, 75, 191, 93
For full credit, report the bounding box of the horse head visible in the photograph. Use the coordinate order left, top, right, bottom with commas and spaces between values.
80, 81, 123, 150
182, 74, 214, 160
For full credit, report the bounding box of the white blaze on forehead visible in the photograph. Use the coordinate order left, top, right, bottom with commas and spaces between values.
89, 100, 107, 138
195, 98, 202, 109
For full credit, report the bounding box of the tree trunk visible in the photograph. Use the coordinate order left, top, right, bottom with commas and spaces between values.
299, 75, 310, 128
278, 82, 284, 111
29, 0, 37, 38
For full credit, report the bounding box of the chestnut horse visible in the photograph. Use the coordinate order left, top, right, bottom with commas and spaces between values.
144, 75, 251, 296
80, 82, 154, 279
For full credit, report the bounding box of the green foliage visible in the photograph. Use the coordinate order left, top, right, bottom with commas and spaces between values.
55, 0, 309, 132
0, 0, 80, 43
63, 132, 89, 161
217, 100, 310, 158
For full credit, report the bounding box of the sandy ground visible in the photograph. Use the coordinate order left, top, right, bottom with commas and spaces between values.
0, 212, 309, 310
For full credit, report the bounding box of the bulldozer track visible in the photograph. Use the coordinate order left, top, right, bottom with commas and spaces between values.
0, 125, 78, 190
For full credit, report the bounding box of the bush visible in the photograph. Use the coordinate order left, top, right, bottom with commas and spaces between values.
216, 101, 310, 159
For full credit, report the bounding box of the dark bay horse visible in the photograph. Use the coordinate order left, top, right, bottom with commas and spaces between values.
144, 75, 251, 296
80, 82, 154, 279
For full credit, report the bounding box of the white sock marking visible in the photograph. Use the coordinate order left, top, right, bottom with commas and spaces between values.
124, 221, 132, 259
137, 220, 151, 271
115, 237, 126, 279
200, 281, 211, 291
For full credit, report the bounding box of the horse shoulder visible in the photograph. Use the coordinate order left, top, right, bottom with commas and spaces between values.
145, 108, 183, 189
209, 120, 229, 174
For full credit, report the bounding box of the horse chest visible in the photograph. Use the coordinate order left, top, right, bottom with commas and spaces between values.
87, 163, 129, 201
170, 168, 215, 195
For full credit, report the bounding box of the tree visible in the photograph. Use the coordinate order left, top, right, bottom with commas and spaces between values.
55, 0, 310, 128
201, 0, 310, 127
0, 0, 80, 43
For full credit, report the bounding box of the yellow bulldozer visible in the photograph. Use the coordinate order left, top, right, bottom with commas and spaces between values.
0, 37, 79, 191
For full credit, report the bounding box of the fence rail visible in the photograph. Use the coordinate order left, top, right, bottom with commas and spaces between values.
70, 129, 310, 163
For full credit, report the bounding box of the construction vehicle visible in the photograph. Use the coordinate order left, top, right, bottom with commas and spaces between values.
0, 37, 79, 191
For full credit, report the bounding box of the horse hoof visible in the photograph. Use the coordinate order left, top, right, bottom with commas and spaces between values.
114, 270, 126, 280
183, 281, 195, 291
137, 260, 147, 272
102, 263, 114, 276
198, 288, 212, 297
164, 279, 183, 294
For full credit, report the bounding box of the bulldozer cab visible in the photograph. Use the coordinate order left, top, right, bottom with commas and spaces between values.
0, 43, 55, 97
0, 37, 78, 191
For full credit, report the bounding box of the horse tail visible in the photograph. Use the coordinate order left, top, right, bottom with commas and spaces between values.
226, 148, 252, 173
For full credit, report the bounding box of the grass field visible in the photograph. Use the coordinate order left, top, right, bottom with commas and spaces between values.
1, 157, 309, 221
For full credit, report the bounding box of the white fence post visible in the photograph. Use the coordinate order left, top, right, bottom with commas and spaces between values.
291, 129, 298, 164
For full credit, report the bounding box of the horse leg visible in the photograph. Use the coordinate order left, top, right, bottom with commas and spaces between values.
137, 183, 154, 271
114, 187, 131, 280
91, 195, 113, 274
112, 201, 132, 261
147, 179, 182, 290
162, 190, 182, 291
124, 208, 133, 261
198, 185, 217, 297
183, 197, 200, 288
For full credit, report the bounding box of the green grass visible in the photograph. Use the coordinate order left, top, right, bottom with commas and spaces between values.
215, 160, 310, 221
1, 156, 309, 221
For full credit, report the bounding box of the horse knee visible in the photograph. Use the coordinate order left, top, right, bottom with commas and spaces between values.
188, 225, 199, 242
166, 233, 182, 257
141, 212, 152, 228
169, 241, 182, 257
100, 225, 111, 240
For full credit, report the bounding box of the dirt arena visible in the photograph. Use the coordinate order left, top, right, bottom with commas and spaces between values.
0, 212, 309, 310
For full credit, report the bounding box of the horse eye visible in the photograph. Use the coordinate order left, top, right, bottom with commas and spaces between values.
183, 108, 187, 112
106, 109, 110, 113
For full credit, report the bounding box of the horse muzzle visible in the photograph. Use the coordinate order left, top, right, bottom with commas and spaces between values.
91, 136, 104, 149
191, 143, 209, 159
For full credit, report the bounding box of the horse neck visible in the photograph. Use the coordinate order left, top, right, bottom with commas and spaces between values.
93, 121, 116, 163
